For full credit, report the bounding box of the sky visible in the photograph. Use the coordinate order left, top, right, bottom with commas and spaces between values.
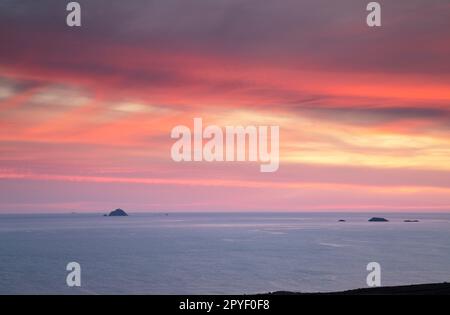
0, 0, 449, 213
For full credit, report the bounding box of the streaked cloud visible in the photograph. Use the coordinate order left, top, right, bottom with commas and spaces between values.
0, 0, 449, 212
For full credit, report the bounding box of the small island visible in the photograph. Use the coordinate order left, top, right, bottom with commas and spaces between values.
107, 208, 129, 217
368, 217, 389, 222
404, 219, 419, 223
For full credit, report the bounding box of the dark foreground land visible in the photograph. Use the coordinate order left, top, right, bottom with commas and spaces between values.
268, 282, 450, 295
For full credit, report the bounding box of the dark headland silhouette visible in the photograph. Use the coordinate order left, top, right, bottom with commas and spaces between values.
266, 282, 450, 295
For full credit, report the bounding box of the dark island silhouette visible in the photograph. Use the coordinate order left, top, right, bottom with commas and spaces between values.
106, 208, 128, 217
368, 217, 389, 222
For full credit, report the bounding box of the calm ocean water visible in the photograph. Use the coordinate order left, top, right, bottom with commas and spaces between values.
0, 212, 449, 294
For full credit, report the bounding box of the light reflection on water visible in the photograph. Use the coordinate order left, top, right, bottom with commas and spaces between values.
0, 212, 449, 294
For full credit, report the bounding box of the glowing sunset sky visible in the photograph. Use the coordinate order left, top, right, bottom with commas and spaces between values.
1, 0, 449, 212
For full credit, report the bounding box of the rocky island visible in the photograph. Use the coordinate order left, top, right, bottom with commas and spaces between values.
107, 208, 128, 217
368, 217, 389, 222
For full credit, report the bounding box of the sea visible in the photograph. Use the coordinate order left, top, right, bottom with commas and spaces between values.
0, 212, 449, 294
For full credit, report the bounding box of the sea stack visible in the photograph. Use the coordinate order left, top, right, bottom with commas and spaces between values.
108, 208, 128, 216
368, 217, 388, 222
